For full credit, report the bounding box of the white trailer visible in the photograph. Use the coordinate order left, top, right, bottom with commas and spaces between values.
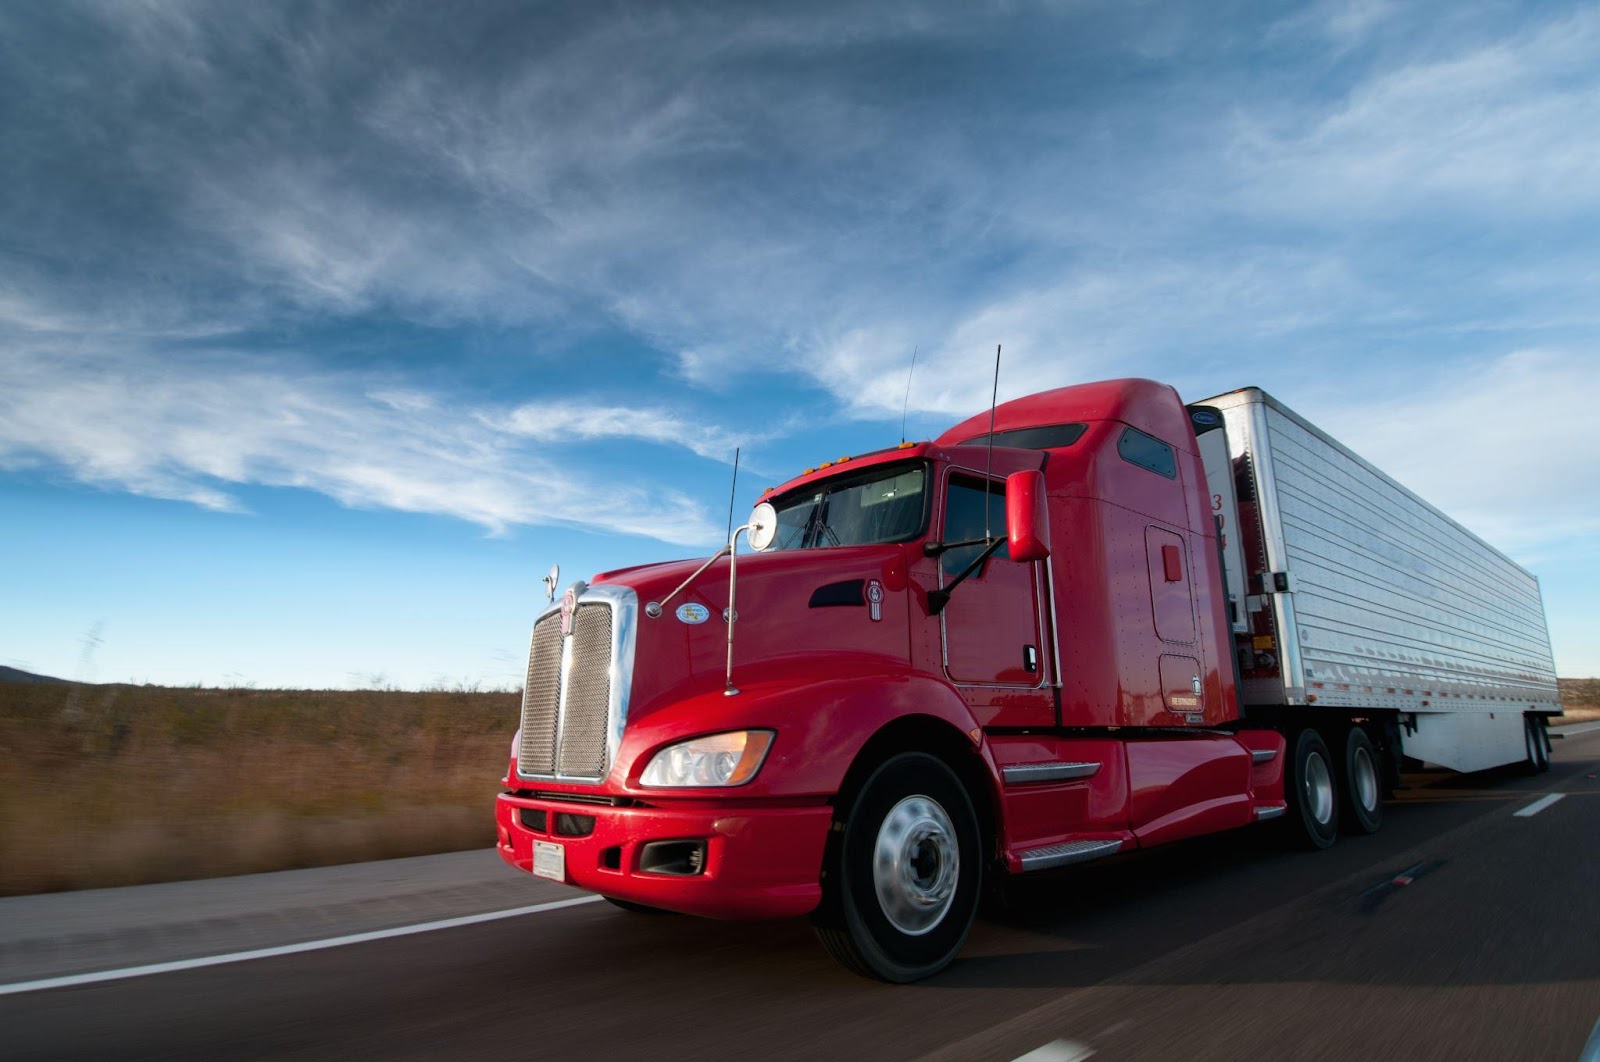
1192, 387, 1561, 775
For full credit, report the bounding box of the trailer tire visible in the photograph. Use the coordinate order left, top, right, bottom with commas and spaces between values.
812, 752, 981, 983
1338, 728, 1383, 835
1285, 728, 1339, 849
1524, 716, 1550, 774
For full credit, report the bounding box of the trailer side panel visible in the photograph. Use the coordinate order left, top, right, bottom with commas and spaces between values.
1202, 388, 1559, 719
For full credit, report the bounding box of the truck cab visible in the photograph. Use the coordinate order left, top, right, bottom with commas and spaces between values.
496, 378, 1296, 981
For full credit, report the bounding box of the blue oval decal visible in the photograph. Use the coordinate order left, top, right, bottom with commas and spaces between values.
675, 603, 711, 625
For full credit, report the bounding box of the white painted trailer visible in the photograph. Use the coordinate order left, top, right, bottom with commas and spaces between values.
1192, 387, 1561, 774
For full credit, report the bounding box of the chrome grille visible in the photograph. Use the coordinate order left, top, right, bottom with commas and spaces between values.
518, 616, 563, 775
517, 592, 632, 782
557, 605, 613, 777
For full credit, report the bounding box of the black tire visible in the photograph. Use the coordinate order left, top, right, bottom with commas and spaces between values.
1338, 727, 1383, 835
1284, 728, 1339, 849
604, 897, 673, 915
812, 752, 981, 982
1524, 716, 1550, 774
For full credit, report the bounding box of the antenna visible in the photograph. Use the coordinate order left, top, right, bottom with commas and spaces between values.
900, 345, 919, 446
724, 446, 741, 545
984, 344, 1002, 541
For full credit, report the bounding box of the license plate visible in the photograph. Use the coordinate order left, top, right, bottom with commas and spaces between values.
532, 841, 566, 882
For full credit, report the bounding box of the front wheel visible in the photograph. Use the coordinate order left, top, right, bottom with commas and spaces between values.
813, 752, 981, 982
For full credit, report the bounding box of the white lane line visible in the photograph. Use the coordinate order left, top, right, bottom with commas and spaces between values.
1011, 1040, 1095, 1062
0, 894, 603, 997
1513, 793, 1566, 818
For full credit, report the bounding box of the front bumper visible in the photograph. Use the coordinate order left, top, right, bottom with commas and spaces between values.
494, 791, 832, 919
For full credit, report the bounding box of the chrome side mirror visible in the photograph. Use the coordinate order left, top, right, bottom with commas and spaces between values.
747, 501, 778, 551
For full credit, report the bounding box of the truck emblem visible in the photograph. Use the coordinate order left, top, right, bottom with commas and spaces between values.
559, 588, 577, 637
866, 580, 884, 622
676, 603, 711, 625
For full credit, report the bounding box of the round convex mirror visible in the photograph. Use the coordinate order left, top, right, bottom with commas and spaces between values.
747, 502, 778, 551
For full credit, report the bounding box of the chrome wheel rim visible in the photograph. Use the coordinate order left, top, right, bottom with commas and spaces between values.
1352, 745, 1379, 814
873, 795, 959, 936
1304, 751, 1334, 826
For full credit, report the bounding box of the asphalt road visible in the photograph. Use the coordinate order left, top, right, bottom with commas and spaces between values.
4, 726, 1598, 1062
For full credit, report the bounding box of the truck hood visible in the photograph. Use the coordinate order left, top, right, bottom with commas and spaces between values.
590, 544, 915, 723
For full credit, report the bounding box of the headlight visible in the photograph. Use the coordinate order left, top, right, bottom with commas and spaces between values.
639, 730, 774, 788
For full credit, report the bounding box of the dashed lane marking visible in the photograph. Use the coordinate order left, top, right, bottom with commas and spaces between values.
1011, 1040, 1095, 1062
0, 894, 604, 997
1513, 793, 1566, 818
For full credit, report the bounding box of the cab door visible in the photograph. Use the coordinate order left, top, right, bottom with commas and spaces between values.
937, 472, 1053, 726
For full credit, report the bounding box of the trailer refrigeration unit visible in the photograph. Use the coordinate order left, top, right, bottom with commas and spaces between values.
495, 378, 1561, 981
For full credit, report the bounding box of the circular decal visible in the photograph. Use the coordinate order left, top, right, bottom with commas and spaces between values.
675, 603, 711, 625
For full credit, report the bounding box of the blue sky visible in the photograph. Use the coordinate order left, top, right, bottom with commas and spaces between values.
2, 0, 1596, 688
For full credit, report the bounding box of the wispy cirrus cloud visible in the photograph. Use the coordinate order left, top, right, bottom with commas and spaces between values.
0, 343, 731, 545
1315, 349, 1600, 559
3, 0, 1599, 558
1240, 7, 1600, 220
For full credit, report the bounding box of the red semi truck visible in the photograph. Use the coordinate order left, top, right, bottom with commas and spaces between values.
495, 377, 1561, 981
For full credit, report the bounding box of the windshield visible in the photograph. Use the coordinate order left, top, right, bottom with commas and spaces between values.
767, 462, 928, 551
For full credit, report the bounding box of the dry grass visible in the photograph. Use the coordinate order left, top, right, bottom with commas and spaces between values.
3, 676, 1595, 895
0, 682, 518, 896
1555, 678, 1600, 725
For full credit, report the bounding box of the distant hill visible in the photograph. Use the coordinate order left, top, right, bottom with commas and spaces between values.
0, 666, 71, 684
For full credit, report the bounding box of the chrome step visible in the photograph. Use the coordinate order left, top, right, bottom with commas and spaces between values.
1254, 805, 1286, 821
1017, 838, 1123, 872
1002, 761, 1101, 785
1250, 748, 1279, 764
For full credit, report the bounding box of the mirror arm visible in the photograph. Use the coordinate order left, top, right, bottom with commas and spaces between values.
922, 536, 991, 558
646, 545, 731, 618
927, 536, 1005, 616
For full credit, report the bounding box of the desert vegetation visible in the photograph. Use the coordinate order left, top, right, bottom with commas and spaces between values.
1, 677, 1593, 896
0, 682, 517, 895
1556, 678, 1600, 724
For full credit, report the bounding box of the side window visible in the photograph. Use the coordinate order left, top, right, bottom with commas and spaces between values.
1117, 427, 1177, 479
941, 478, 1010, 578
